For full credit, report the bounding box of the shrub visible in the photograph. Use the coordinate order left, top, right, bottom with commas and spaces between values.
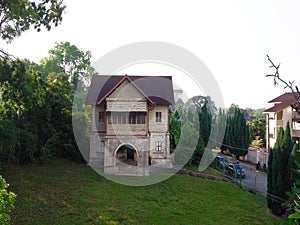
0, 175, 16, 225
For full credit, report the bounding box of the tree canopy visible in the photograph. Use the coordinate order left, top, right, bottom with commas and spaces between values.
0, 0, 65, 43
39, 41, 95, 90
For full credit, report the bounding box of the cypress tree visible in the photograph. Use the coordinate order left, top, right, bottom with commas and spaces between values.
198, 101, 212, 147
267, 148, 274, 209
267, 127, 284, 214
267, 123, 294, 215
225, 107, 249, 160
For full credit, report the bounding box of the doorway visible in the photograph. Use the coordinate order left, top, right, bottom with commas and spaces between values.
116, 144, 137, 166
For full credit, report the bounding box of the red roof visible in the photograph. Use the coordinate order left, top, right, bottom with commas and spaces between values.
264, 92, 298, 113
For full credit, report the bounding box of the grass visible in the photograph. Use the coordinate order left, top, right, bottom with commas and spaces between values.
2, 159, 287, 225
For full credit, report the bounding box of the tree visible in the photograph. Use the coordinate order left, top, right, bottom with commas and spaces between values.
169, 110, 181, 152
40, 41, 95, 91
198, 101, 212, 147
225, 107, 249, 160
0, 59, 44, 162
267, 144, 274, 209
213, 108, 226, 151
173, 123, 198, 166
0, 58, 84, 165
283, 158, 300, 223
0, 0, 65, 43
267, 123, 294, 215
247, 109, 266, 148
266, 55, 300, 116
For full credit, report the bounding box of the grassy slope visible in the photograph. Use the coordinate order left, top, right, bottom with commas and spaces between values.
2, 160, 286, 225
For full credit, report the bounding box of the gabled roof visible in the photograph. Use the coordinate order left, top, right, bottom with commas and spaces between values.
264, 92, 298, 113
85, 75, 175, 106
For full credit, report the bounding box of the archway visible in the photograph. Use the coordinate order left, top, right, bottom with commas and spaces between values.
115, 144, 138, 166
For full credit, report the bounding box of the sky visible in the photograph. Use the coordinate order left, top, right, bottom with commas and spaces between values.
2, 0, 300, 109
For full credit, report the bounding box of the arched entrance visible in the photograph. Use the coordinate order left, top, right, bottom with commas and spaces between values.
115, 144, 138, 166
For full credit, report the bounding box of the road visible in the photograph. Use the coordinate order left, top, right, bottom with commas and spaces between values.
221, 155, 267, 194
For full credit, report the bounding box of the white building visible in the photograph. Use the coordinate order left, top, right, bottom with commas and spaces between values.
264, 92, 300, 150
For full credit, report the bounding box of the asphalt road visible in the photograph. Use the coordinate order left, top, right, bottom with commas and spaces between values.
221, 155, 267, 194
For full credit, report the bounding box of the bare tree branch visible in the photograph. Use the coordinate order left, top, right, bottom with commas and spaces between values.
266, 55, 300, 116
0, 48, 16, 60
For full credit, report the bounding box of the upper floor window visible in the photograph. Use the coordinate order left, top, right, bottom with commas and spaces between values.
156, 112, 162, 122
155, 141, 162, 151
99, 111, 105, 122
99, 140, 105, 152
108, 112, 146, 124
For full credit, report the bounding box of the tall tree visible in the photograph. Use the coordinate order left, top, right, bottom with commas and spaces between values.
225, 107, 249, 160
213, 108, 226, 150
247, 109, 266, 148
169, 110, 181, 152
198, 101, 212, 147
267, 123, 294, 215
40, 41, 95, 91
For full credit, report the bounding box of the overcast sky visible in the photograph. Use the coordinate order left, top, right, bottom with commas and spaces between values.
2, 0, 300, 109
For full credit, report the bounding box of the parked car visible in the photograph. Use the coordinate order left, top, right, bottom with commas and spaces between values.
215, 155, 229, 169
225, 163, 246, 178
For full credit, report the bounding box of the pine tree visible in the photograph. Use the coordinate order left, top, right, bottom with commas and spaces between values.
267, 147, 274, 209
215, 108, 226, 151
225, 107, 249, 159
198, 101, 212, 147
270, 127, 284, 215
267, 123, 294, 215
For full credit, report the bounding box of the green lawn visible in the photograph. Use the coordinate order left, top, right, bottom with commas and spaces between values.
2, 159, 286, 225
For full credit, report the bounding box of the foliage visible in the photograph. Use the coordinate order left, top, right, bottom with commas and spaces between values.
251, 136, 264, 149
0, 175, 16, 225
214, 108, 226, 151
173, 123, 198, 166
267, 122, 294, 215
169, 110, 181, 152
0, 55, 88, 166
225, 106, 249, 159
198, 101, 212, 147
0, 0, 65, 43
170, 97, 215, 166
283, 160, 300, 224
248, 110, 266, 148
0, 120, 18, 169
39, 41, 95, 90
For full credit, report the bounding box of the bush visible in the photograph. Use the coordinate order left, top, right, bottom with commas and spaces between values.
0, 175, 16, 225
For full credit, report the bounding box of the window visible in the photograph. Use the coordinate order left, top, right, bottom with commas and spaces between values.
99, 111, 105, 122
137, 114, 146, 124
130, 113, 136, 124
155, 141, 162, 151
99, 140, 105, 152
107, 112, 146, 124
156, 112, 162, 122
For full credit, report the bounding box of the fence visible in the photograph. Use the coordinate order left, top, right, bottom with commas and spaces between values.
245, 147, 268, 168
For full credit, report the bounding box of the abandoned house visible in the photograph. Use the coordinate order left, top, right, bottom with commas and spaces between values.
85, 75, 175, 176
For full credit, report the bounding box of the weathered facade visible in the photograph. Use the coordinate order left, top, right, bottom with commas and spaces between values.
85, 75, 174, 176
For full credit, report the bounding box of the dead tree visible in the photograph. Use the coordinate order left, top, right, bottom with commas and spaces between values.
266, 55, 300, 116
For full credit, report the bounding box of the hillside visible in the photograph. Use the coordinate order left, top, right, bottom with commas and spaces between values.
2, 160, 286, 225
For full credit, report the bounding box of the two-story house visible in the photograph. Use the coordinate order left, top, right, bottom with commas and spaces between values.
85, 75, 174, 176
264, 92, 300, 150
